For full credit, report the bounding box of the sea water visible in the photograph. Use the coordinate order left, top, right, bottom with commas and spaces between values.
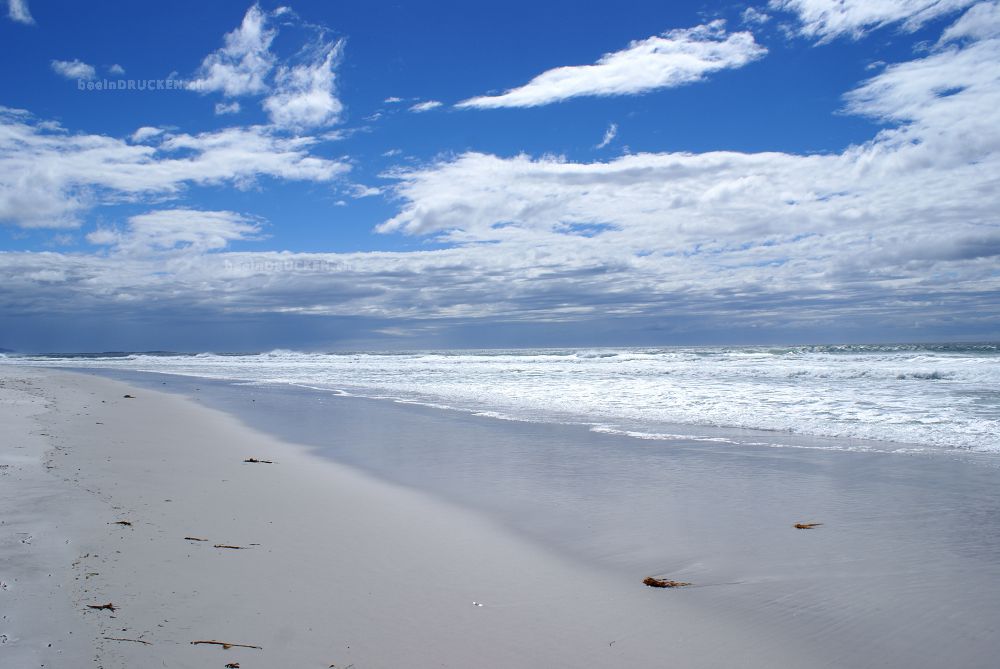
5, 343, 999, 453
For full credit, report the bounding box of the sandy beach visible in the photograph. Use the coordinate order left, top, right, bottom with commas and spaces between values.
3, 366, 999, 668
1, 367, 818, 668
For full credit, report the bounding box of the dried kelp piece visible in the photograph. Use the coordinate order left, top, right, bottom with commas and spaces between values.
123, 394, 135, 399
794, 522, 823, 529
643, 577, 691, 588
87, 602, 116, 611
184, 536, 208, 541
113, 521, 132, 526
213, 544, 248, 550
191, 640, 262, 650
226, 664, 240, 668
243, 458, 273, 464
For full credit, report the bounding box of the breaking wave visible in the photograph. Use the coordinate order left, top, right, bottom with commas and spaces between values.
5, 343, 999, 454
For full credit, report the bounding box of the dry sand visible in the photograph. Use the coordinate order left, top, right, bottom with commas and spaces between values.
1, 367, 820, 668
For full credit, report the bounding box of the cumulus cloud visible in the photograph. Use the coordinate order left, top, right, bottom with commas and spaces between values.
771, 0, 977, 40
51, 59, 96, 80
0, 109, 349, 228
742, 7, 773, 25
409, 100, 443, 112
7, 0, 33, 24
188, 4, 276, 96
456, 20, 766, 108
108, 64, 126, 75
349, 184, 382, 198
187, 4, 347, 130
262, 40, 345, 129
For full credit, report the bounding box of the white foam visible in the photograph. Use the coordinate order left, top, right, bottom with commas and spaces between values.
5, 345, 999, 454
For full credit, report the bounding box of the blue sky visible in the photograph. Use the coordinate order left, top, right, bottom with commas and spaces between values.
1, 0, 999, 351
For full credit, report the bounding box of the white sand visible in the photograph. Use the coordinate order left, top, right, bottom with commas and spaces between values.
1, 368, 822, 667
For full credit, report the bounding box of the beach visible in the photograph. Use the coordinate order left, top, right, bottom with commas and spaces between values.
2, 366, 999, 668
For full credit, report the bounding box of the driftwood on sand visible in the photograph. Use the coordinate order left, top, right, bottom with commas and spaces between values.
87, 602, 116, 611
103, 636, 151, 645
191, 640, 262, 650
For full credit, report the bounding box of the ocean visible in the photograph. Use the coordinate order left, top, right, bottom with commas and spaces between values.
4, 342, 998, 454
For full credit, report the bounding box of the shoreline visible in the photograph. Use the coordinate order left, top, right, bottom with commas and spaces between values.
85, 366, 975, 458
2, 367, 999, 667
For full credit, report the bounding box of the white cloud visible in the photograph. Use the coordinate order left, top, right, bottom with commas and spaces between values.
215, 101, 242, 115
108, 64, 126, 75
384, 96, 404, 103
845, 22, 1000, 140
596, 123, 618, 149
0, 110, 349, 228
131, 126, 164, 143
771, 0, 977, 40
262, 40, 345, 129
7, 0, 33, 24
349, 184, 382, 198
188, 4, 276, 96
940, 0, 1000, 41
87, 209, 261, 255
51, 59, 96, 80
409, 100, 443, 112
742, 7, 773, 25
184, 3, 347, 129
456, 20, 766, 109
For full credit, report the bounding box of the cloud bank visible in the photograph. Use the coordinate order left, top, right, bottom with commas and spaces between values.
0, 108, 349, 228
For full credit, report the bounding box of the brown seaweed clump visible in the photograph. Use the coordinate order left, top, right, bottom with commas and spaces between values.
794, 522, 823, 529
643, 577, 691, 588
